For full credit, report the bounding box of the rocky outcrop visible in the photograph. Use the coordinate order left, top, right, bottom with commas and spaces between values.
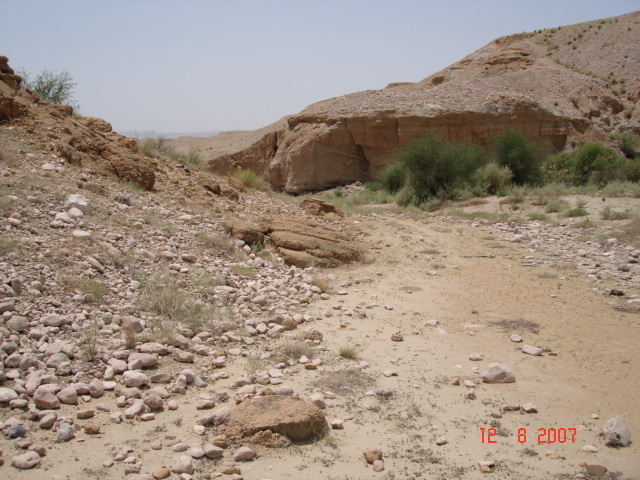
202, 12, 639, 193
0, 56, 156, 190
223, 216, 361, 268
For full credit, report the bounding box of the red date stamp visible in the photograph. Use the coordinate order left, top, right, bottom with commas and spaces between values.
480, 427, 577, 444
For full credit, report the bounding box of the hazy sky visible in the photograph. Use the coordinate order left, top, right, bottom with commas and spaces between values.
3, 1, 638, 135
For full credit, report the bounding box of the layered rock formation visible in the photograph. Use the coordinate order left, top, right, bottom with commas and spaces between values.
0, 56, 156, 190
196, 12, 639, 193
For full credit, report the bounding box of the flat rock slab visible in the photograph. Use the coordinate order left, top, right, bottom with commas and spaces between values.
224, 216, 361, 268
224, 395, 328, 441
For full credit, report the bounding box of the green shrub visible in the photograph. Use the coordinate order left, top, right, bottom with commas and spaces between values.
474, 162, 513, 195
565, 207, 588, 217
545, 198, 569, 213
543, 153, 577, 184
619, 158, 640, 183
494, 128, 543, 185
377, 162, 406, 193
600, 206, 632, 220
614, 132, 639, 159
19, 68, 79, 109
398, 132, 483, 203
572, 143, 623, 185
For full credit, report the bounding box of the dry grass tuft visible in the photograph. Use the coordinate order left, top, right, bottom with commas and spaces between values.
313, 368, 374, 395
489, 318, 541, 334
277, 340, 315, 360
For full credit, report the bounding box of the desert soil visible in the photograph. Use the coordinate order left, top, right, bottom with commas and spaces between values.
2, 193, 638, 480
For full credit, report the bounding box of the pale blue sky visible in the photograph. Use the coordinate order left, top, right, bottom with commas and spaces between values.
3, 1, 638, 134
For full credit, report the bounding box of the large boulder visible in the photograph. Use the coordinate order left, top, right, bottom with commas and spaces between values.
224, 395, 329, 442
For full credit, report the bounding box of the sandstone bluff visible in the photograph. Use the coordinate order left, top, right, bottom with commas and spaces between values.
181, 11, 639, 192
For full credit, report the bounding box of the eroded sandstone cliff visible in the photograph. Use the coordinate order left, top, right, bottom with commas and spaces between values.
193, 12, 639, 192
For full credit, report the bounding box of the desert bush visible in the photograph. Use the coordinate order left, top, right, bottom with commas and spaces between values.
618, 158, 640, 183
398, 132, 483, 203
474, 162, 513, 195
545, 198, 570, 213
138, 267, 216, 332
571, 143, 623, 185
565, 207, 588, 217
377, 161, 407, 193
230, 169, 267, 190
600, 206, 632, 220
543, 153, 576, 184
494, 127, 543, 185
614, 131, 639, 159
19, 68, 79, 109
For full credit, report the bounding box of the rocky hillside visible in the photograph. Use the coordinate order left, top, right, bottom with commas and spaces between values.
188, 11, 639, 193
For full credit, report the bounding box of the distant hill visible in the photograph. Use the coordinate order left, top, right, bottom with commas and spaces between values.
117, 130, 221, 139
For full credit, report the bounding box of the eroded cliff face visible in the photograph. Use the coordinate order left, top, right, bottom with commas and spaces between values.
268, 107, 579, 193
203, 12, 638, 193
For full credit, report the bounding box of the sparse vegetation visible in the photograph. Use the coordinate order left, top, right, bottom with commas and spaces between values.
18, 68, 79, 109
138, 136, 202, 168
600, 206, 632, 220
0, 238, 22, 257
230, 168, 268, 190
338, 340, 368, 359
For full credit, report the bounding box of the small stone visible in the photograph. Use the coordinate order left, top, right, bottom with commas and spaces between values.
522, 403, 538, 413
11, 451, 40, 469
391, 332, 403, 342
521, 344, 544, 356
153, 467, 171, 479
450, 378, 460, 386
510, 334, 523, 342
9, 425, 27, 438
190, 447, 205, 459
57, 423, 75, 441
84, 422, 100, 434
34, 388, 60, 409
482, 363, 516, 384
585, 464, 608, 476
469, 353, 483, 361
77, 409, 95, 419
364, 449, 383, 464
151, 440, 163, 450
309, 393, 326, 409
204, 444, 224, 459
171, 455, 194, 475
602, 416, 632, 447
373, 459, 385, 472
122, 371, 149, 388
330, 419, 344, 430
233, 446, 255, 461
375, 388, 393, 398
435, 436, 448, 446
466, 389, 477, 400
172, 443, 189, 452
582, 445, 598, 453
222, 466, 241, 475
546, 449, 561, 459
